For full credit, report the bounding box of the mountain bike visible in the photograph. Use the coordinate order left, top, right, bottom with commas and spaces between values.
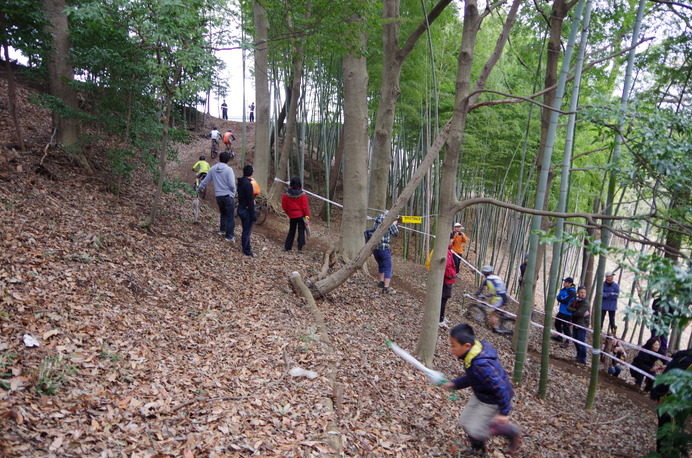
194, 173, 207, 200
210, 139, 218, 159
464, 296, 515, 335
235, 194, 268, 225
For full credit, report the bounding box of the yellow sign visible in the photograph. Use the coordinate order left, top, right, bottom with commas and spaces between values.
401, 216, 422, 224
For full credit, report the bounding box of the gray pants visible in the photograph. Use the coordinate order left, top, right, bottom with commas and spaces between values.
459, 393, 499, 440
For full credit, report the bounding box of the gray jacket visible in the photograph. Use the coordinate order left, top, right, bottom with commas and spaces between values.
198, 162, 236, 197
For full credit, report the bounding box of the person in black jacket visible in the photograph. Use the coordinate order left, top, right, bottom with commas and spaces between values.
650, 348, 692, 454
567, 286, 590, 364
236, 165, 256, 257
631, 337, 663, 391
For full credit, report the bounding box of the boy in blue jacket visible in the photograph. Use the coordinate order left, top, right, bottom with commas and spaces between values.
443, 323, 521, 455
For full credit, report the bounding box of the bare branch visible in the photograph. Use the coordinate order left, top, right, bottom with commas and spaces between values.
480, 0, 508, 20
468, 89, 573, 113
399, 0, 454, 60
649, 0, 692, 11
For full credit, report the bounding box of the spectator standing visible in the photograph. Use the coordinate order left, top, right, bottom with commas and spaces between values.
602, 271, 620, 333
439, 248, 456, 328
518, 254, 528, 290
196, 151, 236, 242
442, 324, 522, 455
567, 286, 590, 364
554, 277, 576, 348
282, 177, 310, 253
630, 336, 664, 392
370, 212, 399, 294
221, 100, 228, 120
236, 165, 256, 257
651, 296, 669, 355
449, 223, 469, 277
249, 102, 255, 122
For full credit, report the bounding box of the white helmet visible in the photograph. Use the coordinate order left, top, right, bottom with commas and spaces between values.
481, 265, 493, 275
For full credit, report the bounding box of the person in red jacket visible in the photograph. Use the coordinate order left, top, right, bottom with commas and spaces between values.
439, 248, 457, 328
282, 177, 310, 252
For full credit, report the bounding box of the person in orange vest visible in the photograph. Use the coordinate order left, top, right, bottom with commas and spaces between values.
222, 129, 236, 154
449, 222, 469, 278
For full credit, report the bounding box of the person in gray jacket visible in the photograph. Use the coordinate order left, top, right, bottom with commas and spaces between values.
197, 151, 236, 242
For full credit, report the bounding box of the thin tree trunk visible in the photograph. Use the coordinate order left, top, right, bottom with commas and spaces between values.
338, 16, 369, 260
2, 38, 25, 151
253, 0, 270, 190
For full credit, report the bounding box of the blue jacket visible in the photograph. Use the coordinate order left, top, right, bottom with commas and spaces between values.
602, 281, 619, 312
452, 341, 514, 415
556, 286, 577, 316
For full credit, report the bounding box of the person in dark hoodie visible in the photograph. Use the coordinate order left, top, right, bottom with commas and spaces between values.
282, 177, 310, 252
567, 286, 591, 364
443, 324, 521, 455
236, 165, 256, 257
196, 151, 236, 242
553, 277, 577, 348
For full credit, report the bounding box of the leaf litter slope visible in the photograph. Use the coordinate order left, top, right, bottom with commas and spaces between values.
0, 81, 658, 456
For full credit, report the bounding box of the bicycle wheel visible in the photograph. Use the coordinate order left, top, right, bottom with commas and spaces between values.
495, 315, 515, 335
465, 303, 487, 324
255, 204, 267, 225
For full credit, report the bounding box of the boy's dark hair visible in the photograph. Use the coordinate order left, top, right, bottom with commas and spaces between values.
289, 176, 302, 188
643, 336, 661, 351
450, 323, 475, 344
219, 151, 231, 163
577, 286, 586, 292
243, 165, 254, 177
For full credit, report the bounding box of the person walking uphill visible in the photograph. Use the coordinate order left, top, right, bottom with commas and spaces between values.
553, 277, 576, 348
442, 324, 521, 455
236, 165, 256, 257
439, 248, 457, 328
602, 271, 620, 334
371, 212, 399, 294
196, 151, 236, 242
282, 177, 310, 253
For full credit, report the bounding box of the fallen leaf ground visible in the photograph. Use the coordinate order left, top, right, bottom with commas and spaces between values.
0, 79, 661, 457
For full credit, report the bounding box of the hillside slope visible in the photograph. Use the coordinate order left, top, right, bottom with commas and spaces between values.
0, 80, 660, 456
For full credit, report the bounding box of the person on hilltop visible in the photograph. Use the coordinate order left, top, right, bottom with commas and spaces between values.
221, 100, 228, 120
282, 177, 310, 253
442, 323, 522, 456
553, 277, 576, 348
567, 286, 591, 364
248, 102, 255, 122
196, 151, 236, 242
370, 211, 400, 295
439, 247, 457, 328
236, 165, 256, 257
449, 222, 469, 278
602, 270, 620, 334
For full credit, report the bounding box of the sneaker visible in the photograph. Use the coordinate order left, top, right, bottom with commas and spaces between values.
439, 320, 449, 329
377, 281, 385, 288
508, 428, 522, 455
383, 287, 396, 295
218, 231, 225, 235
225, 236, 235, 243
560, 341, 570, 349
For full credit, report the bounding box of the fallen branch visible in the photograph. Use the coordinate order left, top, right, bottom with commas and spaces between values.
170, 395, 250, 412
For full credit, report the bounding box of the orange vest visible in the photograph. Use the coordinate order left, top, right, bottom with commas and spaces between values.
249, 177, 260, 196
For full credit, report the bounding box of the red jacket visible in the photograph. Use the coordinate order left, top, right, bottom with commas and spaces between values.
444, 250, 456, 285
282, 188, 310, 219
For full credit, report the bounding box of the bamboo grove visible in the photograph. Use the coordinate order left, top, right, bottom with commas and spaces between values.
4, 0, 691, 445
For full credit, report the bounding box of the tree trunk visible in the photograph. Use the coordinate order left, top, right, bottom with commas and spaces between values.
253, 0, 271, 191
339, 22, 369, 260
417, 0, 521, 365
368, 0, 453, 215
2, 38, 25, 151
142, 66, 182, 228
41, 0, 91, 169
267, 40, 303, 207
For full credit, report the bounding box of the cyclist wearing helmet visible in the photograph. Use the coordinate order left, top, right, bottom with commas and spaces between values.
475, 266, 508, 332
192, 155, 211, 180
